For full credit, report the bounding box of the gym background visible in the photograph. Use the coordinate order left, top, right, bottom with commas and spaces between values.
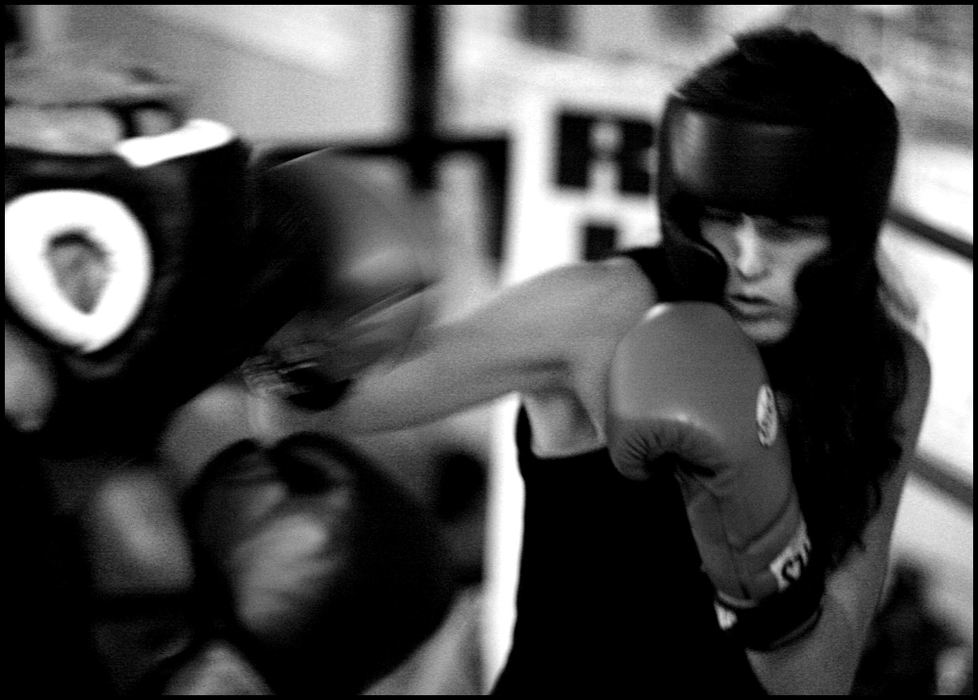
7, 5, 972, 695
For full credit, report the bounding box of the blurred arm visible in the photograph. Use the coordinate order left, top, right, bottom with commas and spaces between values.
324, 257, 655, 443
162, 257, 655, 484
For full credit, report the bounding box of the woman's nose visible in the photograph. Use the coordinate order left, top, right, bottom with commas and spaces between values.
732, 221, 769, 280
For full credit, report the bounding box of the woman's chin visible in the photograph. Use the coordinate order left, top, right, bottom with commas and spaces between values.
733, 315, 790, 347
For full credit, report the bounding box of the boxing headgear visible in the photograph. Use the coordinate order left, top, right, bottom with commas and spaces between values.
657, 95, 897, 254
656, 30, 899, 286
5, 120, 254, 447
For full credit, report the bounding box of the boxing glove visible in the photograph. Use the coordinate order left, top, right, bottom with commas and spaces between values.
77, 462, 197, 694
606, 302, 823, 649
240, 150, 434, 410
182, 432, 453, 694
77, 461, 277, 694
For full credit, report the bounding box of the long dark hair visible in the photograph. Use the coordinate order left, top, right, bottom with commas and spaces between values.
660, 27, 910, 567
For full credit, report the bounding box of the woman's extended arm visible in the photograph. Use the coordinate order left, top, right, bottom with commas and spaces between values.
322, 257, 656, 439
161, 257, 656, 481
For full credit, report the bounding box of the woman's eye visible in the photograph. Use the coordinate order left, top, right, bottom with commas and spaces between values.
701, 207, 742, 226
765, 216, 828, 239
772, 217, 813, 230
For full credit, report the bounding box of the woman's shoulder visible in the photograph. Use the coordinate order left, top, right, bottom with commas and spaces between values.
519, 243, 720, 316
893, 324, 930, 396
513, 254, 658, 331
890, 323, 931, 446
615, 245, 726, 303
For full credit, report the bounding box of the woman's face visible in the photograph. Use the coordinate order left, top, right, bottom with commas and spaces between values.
700, 207, 831, 346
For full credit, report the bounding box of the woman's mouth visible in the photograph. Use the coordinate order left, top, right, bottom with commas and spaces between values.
728, 293, 775, 319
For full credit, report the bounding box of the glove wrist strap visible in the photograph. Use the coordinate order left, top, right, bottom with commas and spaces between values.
715, 561, 826, 651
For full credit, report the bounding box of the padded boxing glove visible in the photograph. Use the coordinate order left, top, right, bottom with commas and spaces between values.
182, 432, 453, 694
607, 302, 823, 649
240, 150, 434, 410
77, 463, 199, 694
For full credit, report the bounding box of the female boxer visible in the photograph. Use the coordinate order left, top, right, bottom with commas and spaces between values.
256, 27, 930, 694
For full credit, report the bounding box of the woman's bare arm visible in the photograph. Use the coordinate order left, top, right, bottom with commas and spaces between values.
324, 257, 656, 441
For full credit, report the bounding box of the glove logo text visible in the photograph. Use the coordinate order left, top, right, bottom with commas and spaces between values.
755, 384, 778, 447
769, 523, 812, 590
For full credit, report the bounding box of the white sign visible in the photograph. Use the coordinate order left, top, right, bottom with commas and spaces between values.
502, 91, 663, 283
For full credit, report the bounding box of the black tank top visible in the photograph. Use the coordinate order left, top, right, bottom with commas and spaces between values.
492, 247, 765, 695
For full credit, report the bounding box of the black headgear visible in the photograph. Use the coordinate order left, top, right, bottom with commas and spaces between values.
657, 29, 899, 287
